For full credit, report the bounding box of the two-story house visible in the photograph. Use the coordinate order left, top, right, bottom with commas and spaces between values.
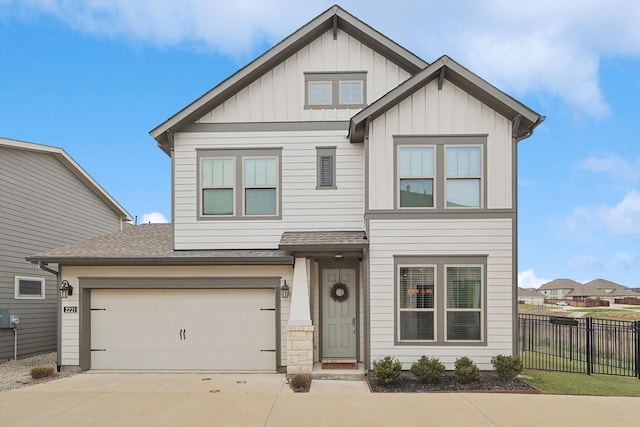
28, 5, 543, 374
1, 137, 130, 362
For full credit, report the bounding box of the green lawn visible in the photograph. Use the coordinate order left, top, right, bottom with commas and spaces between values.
521, 369, 640, 396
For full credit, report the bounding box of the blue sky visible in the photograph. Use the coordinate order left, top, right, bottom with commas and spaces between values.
1, 0, 639, 289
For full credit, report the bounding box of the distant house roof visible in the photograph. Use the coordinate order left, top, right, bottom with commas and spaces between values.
349, 55, 544, 143
518, 287, 544, 298
569, 279, 635, 298
1, 137, 132, 222
27, 224, 293, 266
538, 279, 581, 290
149, 4, 428, 154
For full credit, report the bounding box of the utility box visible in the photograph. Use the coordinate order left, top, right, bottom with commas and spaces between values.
0, 309, 10, 328
10, 315, 19, 327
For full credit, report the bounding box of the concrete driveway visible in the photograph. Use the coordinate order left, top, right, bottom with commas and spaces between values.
1, 372, 639, 426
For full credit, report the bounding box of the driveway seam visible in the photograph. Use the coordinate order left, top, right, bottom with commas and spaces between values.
460, 393, 498, 427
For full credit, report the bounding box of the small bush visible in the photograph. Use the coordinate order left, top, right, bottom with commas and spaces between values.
30, 366, 55, 380
372, 356, 402, 386
410, 356, 445, 384
454, 357, 479, 384
491, 354, 523, 381
289, 373, 311, 392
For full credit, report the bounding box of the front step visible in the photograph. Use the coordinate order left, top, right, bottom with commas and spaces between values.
310, 362, 365, 380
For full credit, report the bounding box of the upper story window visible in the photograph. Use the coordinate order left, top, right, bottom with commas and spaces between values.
198, 149, 281, 220
395, 136, 485, 210
15, 276, 45, 299
305, 71, 366, 109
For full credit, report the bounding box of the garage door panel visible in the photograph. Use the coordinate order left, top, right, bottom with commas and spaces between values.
91, 288, 276, 370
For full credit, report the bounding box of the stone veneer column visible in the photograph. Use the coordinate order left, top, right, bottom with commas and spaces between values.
286, 325, 314, 375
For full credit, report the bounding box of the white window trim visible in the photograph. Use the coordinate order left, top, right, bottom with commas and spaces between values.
242, 155, 279, 216
444, 264, 484, 343
444, 145, 484, 209
338, 80, 364, 105
397, 145, 436, 209
201, 156, 236, 217
397, 264, 437, 343
15, 276, 45, 300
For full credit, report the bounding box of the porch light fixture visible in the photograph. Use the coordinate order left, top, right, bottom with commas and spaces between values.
59, 280, 73, 299
333, 254, 344, 259
280, 281, 290, 299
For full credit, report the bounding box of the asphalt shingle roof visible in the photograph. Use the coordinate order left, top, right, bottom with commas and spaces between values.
27, 224, 292, 265
279, 231, 367, 249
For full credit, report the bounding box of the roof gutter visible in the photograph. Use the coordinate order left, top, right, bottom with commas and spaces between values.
516, 115, 546, 143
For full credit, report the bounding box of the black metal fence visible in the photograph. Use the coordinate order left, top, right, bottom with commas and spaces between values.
518, 314, 640, 378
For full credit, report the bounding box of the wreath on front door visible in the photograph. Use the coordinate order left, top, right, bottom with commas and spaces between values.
329, 282, 349, 303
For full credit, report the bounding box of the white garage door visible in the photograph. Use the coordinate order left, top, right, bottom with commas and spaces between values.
91, 288, 276, 371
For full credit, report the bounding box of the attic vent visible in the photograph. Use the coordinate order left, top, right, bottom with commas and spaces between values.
316, 147, 336, 189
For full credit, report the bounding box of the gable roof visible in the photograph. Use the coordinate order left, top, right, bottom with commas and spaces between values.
149, 5, 428, 154
26, 223, 292, 265
518, 287, 544, 298
538, 278, 581, 290
349, 55, 544, 143
0, 137, 131, 221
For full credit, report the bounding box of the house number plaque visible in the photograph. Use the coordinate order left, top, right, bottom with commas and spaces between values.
63, 306, 78, 313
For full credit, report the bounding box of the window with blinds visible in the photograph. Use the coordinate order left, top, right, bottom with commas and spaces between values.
398, 266, 435, 341
446, 266, 482, 341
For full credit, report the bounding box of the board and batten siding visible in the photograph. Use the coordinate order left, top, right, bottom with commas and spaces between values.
367, 218, 514, 370
173, 130, 364, 250
196, 28, 412, 124
0, 146, 123, 361
58, 265, 292, 368
367, 78, 514, 211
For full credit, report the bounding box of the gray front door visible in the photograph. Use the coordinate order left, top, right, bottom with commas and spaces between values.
322, 269, 357, 359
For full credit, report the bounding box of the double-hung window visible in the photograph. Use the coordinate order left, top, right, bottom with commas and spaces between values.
396, 256, 485, 345
396, 136, 485, 210
199, 149, 281, 219
305, 72, 366, 108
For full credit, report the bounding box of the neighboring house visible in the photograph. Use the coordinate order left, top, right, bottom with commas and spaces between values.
28, 5, 543, 373
518, 288, 544, 306
570, 279, 637, 303
537, 278, 580, 300
0, 137, 131, 362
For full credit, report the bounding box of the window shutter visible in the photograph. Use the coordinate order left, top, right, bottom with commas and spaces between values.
320, 155, 334, 187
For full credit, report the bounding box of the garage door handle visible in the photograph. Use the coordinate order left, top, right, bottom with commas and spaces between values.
180, 329, 185, 340
261, 349, 276, 352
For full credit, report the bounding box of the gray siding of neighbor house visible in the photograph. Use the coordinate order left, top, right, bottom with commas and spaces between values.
0, 146, 122, 361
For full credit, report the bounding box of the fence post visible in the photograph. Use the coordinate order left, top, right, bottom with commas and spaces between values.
586, 317, 593, 376
635, 321, 640, 379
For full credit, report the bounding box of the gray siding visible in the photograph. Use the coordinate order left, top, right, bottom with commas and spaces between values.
0, 146, 122, 361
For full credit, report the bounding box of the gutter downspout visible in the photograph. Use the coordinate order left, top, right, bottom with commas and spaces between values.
37, 262, 61, 372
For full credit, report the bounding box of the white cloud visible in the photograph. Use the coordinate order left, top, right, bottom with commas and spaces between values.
560, 190, 640, 239
568, 254, 604, 271
4, 0, 640, 116
615, 252, 636, 270
580, 154, 640, 186
518, 269, 549, 289
140, 211, 168, 224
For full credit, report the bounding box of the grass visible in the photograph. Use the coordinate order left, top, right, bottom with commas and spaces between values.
521, 369, 640, 396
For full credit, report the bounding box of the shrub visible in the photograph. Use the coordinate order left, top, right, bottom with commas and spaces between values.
289, 373, 312, 392
410, 356, 445, 384
454, 357, 479, 384
372, 356, 402, 386
491, 354, 523, 381
30, 366, 55, 379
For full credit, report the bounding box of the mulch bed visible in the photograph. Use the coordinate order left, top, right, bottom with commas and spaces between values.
367, 372, 538, 393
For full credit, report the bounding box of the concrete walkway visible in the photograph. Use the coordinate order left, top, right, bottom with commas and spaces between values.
1, 373, 639, 426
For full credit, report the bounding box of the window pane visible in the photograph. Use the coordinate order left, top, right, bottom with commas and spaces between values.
447, 312, 481, 340
400, 267, 434, 309
245, 158, 276, 186
202, 159, 233, 186
399, 147, 433, 177
19, 280, 42, 296
447, 267, 482, 308
203, 189, 233, 215
309, 82, 331, 105
447, 147, 481, 176
400, 179, 433, 207
246, 188, 276, 215
400, 311, 434, 340
447, 179, 480, 207
339, 81, 362, 104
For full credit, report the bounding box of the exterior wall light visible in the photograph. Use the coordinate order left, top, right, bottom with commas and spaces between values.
281, 281, 290, 299
59, 280, 73, 299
